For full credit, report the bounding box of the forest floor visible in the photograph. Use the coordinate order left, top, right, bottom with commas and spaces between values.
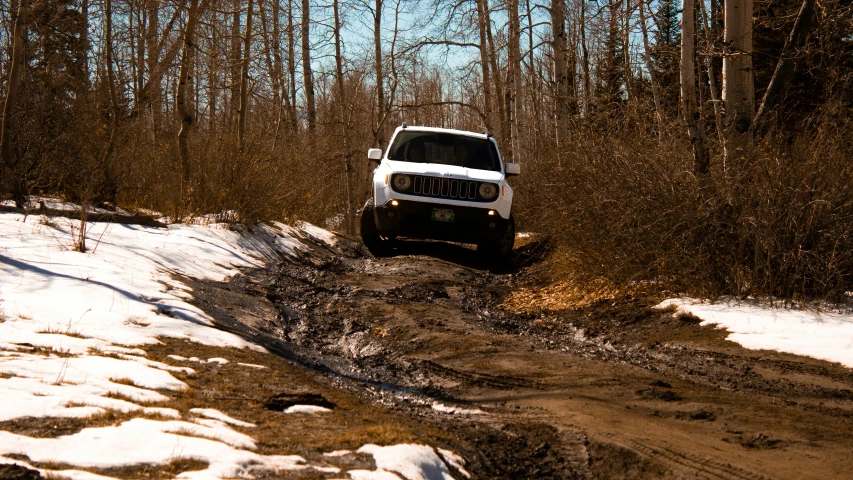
185, 232, 853, 479
2, 210, 852, 479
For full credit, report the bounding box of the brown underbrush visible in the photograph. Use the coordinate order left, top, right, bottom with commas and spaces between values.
516, 112, 853, 302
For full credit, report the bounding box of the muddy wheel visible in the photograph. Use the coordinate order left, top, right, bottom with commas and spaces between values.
360, 200, 391, 257
478, 216, 515, 263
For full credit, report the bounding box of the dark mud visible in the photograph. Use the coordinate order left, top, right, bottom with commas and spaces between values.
190, 233, 853, 479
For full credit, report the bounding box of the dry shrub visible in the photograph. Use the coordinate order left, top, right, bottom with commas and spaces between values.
517, 110, 853, 302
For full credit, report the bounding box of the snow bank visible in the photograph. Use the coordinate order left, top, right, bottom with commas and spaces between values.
659, 298, 853, 368
0, 212, 469, 480
0, 418, 340, 479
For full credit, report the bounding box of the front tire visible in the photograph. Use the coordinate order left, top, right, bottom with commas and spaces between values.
360, 199, 391, 257
478, 215, 515, 263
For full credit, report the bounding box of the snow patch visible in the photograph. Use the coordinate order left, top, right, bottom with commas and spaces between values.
659, 298, 853, 368
354, 444, 459, 480
0, 418, 340, 478
190, 408, 255, 428
431, 403, 484, 415
284, 405, 333, 414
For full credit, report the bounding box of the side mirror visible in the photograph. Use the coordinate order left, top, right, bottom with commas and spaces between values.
505, 162, 520, 176
367, 148, 383, 161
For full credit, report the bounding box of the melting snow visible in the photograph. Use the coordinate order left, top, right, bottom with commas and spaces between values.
0, 418, 339, 478
190, 408, 256, 428
659, 298, 853, 368
0, 211, 468, 479
352, 444, 459, 480
284, 404, 333, 414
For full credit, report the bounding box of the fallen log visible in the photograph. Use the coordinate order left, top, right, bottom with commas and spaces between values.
0, 203, 167, 228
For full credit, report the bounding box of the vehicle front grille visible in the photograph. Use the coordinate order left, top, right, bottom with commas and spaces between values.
411, 175, 479, 201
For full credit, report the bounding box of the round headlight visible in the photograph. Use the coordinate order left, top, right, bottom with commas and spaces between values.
392, 174, 412, 191
478, 182, 497, 200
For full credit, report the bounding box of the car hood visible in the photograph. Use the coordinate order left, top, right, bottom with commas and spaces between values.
383, 160, 503, 182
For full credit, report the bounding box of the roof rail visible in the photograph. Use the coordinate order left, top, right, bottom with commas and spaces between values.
401, 122, 407, 129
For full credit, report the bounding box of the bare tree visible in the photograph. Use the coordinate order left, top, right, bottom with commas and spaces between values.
753, 0, 816, 135
237, 0, 254, 152
1, 0, 29, 206
723, 0, 754, 164
333, 0, 356, 234
681, 0, 710, 175
551, 0, 570, 144
638, 0, 663, 130
177, 0, 206, 204
507, 0, 521, 161
476, 0, 493, 133
302, 0, 317, 138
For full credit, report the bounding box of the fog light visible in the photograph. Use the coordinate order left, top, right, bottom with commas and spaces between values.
391, 200, 399, 206
387, 211, 395, 218
489, 222, 496, 228
488, 210, 495, 216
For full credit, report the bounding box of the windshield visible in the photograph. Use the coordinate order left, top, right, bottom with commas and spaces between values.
387, 131, 501, 172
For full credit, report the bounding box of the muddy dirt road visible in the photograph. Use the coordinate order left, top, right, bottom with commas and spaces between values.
192, 233, 853, 479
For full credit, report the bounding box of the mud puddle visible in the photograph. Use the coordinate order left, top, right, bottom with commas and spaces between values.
190, 233, 853, 479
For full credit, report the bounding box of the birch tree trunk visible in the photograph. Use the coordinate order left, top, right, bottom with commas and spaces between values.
551, 0, 569, 145
301, 0, 317, 138
237, 0, 253, 152
681, 0, 710, 176
723, 0, 754, 164
1, 0, 28, 207
699, 0, 726, 147
475, 0, 493, 133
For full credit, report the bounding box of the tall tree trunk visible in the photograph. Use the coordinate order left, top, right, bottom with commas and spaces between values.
333, 0, 355, 235
681, 0, 710, 176
639, 0, 663, 132
485, 2, 507, 148
145, 0, 161, 123
475, 0, 493, 133
699, 0, 726, 147
137, 3, 183, 119
507, 0, 521, 161
301, 0, 316, 138
237, 0, 253, 152
753, 0, 816, 135
551, 0, 569, 145
723, 0, 754, 164
623, 0, 636, 101
177, 0, 204, 208
373, 0, 386, 145
101, 0, 121, 203
580, 0, 591, 116
1, 0, 28, 207
287, 0, 298, 133
230, 0, 242, 126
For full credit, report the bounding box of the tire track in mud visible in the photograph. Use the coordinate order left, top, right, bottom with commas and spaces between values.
192, 232, 853, 479
601, 433, 771, 480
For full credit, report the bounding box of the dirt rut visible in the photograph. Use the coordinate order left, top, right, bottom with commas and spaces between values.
190, 234, 853, 479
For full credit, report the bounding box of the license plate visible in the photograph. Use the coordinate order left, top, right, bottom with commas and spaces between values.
431, 208, 455, 222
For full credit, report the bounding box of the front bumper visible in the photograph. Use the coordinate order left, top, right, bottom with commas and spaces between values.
374, 199, 509, 244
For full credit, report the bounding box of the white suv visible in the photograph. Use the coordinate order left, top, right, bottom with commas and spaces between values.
361, 125, 520, 260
